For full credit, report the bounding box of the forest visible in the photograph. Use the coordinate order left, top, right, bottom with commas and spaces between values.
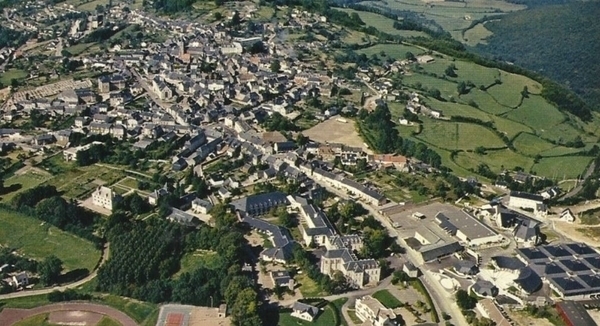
476, 1, 600, 107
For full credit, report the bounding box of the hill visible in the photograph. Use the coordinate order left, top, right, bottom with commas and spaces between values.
474, 1, 600, 107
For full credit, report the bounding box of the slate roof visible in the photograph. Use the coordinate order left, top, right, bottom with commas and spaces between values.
291, 302, 319, 318
241, 213, 294, 262
230, 191, 289, 214
510, 191, 544, 202
492, 256, 525, 270
514, 267, 543, 294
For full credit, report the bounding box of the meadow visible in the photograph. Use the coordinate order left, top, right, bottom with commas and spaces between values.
531, 156, 593, 180
463, 22, 494, 46
1, 170, 52, 203
336, 8, 429, 38
0, 207, 101, 272
504, 95, 565, 131
357, 44, 425, 59
416, 121, 506, 151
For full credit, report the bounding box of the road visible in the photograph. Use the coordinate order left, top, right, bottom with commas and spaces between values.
306, 177, 468, 326
0, 243, 110, 300
131, 69, 187, 125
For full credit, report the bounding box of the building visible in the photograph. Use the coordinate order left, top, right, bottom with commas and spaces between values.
63, 141, 103, 161
7, 272, 28, 289
561, 209, 576, 223
92, 186, 117, 211
454, 260, 478, 276
435, 210, 504, 247
517, 243, 600, 299
472, 280, 498, 297
191, 198, 213, 214
402, 262, 419, 278
355, 295, 396, 326
270, 271, 294, 290
320, 243, 380, 289
556, 301, 597, 326
476, 299, 511, 326
289, 196, 335, 246
167, 208, 200, 227
508, 191, 546, 215
290, 301, 319, 322
513, 218, 542, 247
239, 212, 295, 264
148, 183, 169, 206
230, 192, 289, 216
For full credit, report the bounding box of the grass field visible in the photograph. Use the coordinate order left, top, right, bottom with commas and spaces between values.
173, 250, 221, 278
295, 274, 327, 297
336, 9, 429, 38
463, 22, 494, 46
504, 95, 565, 131
97, 317, 122, 326
372, 289, 403, 308
357, 44, 425, 59
12, 313, 51, 326
489, 115, 532, 139
454, 149, 534, 172
404, 73, 459, 98
460, 88, 512, 115
531, 156, 592, 180
42, 164, 126, 199
418, 57, 500, 88
426, 98, 493, 122
64, 42, 96, 56
0, 207, 101, 271
417, 121, 506, 151
0, 69, 28, 86
1, 171, 52, 203
512, 133, 555, 156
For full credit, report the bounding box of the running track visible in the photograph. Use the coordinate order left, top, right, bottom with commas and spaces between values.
0, 302, 138, 326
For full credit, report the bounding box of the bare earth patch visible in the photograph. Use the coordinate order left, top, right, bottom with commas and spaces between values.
303, 118, 372, 154
48, 310, 104, 326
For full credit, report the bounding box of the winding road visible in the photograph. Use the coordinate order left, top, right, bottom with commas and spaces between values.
0, 243, 110, 300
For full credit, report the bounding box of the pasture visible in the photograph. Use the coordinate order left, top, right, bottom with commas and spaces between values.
0, 69, 28, 86
531, 156, 592, 180
173, 250, 221, 279
0, 207, 101, 272
417, 57, 500, 88
460, 89, 512, 115
426, 98, 493, 122
463, 22, 494, 46
512, 133, 555, 156
357, 44, 425, 59
454, 149, 534, 173
489, 115, 532, 139
404, 73, 460, 98
336, 8, 429, 38
416, 121, 506, 151
1, 169, 52, 203
504, 95, 565, 131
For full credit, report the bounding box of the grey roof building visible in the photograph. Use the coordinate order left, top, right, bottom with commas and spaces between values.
472, 280, 498, 297
230, 191, 289, 216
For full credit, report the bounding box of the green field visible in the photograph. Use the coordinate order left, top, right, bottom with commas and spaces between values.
512, 133, 555, 156
0, 69, 28, 86
41, 164, 126, 199
357, 44, 425, 59
1, 171, 52, 202
337, 8, 429, 38
504, 95, 565, 131
404, 73, 459, 98
418, 57, 500, 87
417, 121, 506, 151
372, 289, 403, 308
460, 88, 512, 115
426, 98, 493, 122
463, 22, 494, 46
173, 250, 221, 278
278, 298, 347, 326
489, 115, 532, 139
531, 156, 592, 180
296, 274, 327, 297
0, 208, 101, 272
454, 149, 534, 172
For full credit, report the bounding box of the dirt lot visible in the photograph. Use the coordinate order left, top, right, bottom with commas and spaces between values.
303, 118, 373, 154
48, 310, 103, 325
0, 303, 138, 326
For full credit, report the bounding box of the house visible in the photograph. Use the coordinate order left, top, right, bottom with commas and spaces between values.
540, 186, 561, 200
513, 218, 542, 247
560, 209, 576, 223
167, 208, 200, 227
355, 295, 397, 326
402, 262, 419, 278
290, 301, 319, 322
454, 260, 478, 276
7, 272, 28, 289
270, 270, 294, 290
148, 184, 169, 206
472, 280, 498, 297
191, 198, 213, 214
556, 301, 596, 326
477, 299, 511, 326
92, 186, 118, 211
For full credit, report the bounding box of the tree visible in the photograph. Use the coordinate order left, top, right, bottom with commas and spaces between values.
405, 52, 415, 61
455, 289, 476, 310
39, 255, 63, 286
278, 209, 294, 228
231, 288, 261, 326
457, 81, 468, 95
214, 12, 223, 20
445, 65, 457, 77
270, 59, 281, 73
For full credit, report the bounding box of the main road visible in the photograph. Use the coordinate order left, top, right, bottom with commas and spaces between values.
0, 243, 110, 300
308, 177, 469, 326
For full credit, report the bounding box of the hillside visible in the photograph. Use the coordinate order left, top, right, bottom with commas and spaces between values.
474, 1, 600, 107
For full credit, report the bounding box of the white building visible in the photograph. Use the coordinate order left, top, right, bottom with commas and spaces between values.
191, 198, 213, 214
290, 301, 319, 322
355, 295, 396, 326
508, 191, 546, 215
92, 186, 117, 211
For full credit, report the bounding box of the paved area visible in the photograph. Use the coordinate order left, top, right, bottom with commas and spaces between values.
0, 302, 137, 326
157, 304, 230, 326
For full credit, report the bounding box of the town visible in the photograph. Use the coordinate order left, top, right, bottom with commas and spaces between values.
0, 1, 599, 326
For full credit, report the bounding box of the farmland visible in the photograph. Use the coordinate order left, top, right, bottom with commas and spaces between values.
357, 44, 425, 60
416, 121, 505, 151
336, 8, 429, 38
0, 207, 101, 272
